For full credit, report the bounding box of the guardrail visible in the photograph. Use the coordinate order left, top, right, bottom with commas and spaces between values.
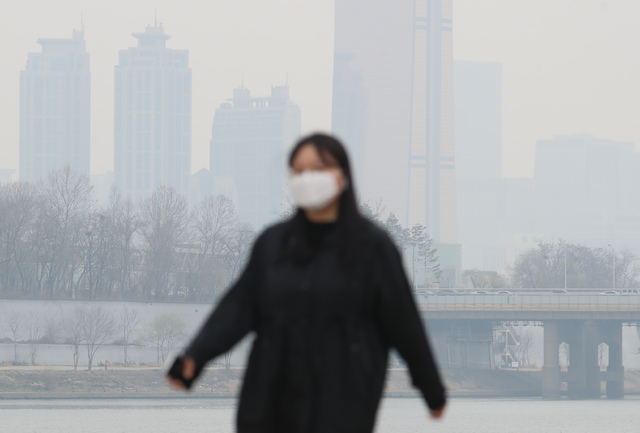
416, 294, 640, 312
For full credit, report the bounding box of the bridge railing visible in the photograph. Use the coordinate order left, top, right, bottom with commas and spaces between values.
416, 294, 640, 312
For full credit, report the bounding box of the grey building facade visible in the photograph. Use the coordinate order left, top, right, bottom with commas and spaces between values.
210, 86, 301, 229
114, 24, 191, 203
332, 0, 457, 244
534, 134, 640, 249
19, 28, 90, 182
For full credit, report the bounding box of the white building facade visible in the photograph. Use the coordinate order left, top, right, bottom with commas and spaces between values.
19, 28, 90, 183
114, 24, 191, 203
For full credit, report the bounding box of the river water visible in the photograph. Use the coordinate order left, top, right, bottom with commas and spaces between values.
1, 397, 638, 433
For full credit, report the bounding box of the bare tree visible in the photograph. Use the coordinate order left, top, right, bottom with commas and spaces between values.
615, 250, 640, 289
107, 188, 141, 298
62, 307, 86, 370
26, 312, 41, 365
222, 223, 256, 286
78, 211, 119, 299
192, 195, 238, 257
510, 240, 640, 289
437, 269, 458, 289
121, 306, 141, 365
140, 186, 189, 299
359, 197, 386, 223
36, 167, 93, 299
0, 182, 39, 296
5, 311, 23, 364
144, 314, 187, 364
187, 195, 240, 300
82, 306, 116, 370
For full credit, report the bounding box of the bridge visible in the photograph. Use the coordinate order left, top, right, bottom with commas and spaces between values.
415, 290, 640, 399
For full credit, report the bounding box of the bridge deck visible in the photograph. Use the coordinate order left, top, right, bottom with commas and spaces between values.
416, 294, 640, 321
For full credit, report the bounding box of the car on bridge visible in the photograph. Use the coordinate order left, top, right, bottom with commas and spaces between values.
413, 289, 434, 296
599, 290, 620, 295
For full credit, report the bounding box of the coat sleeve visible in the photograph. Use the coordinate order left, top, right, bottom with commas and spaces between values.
182, 232, 265, 372
372, 233, 446, 411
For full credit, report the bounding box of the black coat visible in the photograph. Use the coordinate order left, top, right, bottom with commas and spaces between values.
183, 218, 445, 433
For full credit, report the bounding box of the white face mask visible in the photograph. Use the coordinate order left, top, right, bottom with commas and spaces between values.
290, 171, 340, 211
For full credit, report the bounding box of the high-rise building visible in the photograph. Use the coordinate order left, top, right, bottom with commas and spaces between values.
114, 24, 191, 203
189, 168, 214, 208
534, 134, 640, 248
19, 27, 90, 183
332, 0, 456, 244
210, 85, 301, 229
454, 61, 502, 183
454, 61, 503, 269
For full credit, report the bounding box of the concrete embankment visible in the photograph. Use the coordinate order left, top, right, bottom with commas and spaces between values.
1, 366, 639, 399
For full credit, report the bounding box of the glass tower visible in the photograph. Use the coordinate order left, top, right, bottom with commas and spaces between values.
332, 0, 456, 243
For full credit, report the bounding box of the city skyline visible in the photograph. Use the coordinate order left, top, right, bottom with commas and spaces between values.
1, 1, 637, 180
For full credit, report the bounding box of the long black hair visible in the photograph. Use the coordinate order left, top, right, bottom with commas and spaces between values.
280, 133, 365, 267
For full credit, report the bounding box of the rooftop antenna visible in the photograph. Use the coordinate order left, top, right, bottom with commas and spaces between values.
80, 12, 85, 32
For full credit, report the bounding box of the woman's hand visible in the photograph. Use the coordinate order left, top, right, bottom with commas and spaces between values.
429, 404, 445, 420
166, 356, 196, 390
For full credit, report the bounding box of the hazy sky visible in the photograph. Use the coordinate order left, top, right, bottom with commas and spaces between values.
1, 0, 638, 178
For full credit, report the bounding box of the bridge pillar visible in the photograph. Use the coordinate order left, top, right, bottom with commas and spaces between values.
584, 321, 601, 399
566, 322, 587, 399
542, 320, 561, 399
603, 322, 624, 399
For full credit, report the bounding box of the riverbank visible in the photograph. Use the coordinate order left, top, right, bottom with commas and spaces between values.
1, 366, 639, 399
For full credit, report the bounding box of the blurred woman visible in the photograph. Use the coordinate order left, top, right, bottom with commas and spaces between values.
168, 133, 446, 433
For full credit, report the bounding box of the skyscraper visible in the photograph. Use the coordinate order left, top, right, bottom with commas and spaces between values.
19, 27, 90, 183
534, 134, 640, 247
454, 61, 503, 269
332, 0, 456, 244
210, 85, 301, 228
114, 24, 191, 203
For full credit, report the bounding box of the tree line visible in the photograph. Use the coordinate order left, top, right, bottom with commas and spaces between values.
510, 240, 640, 289
0, 167, 255, 302
2, 305, 193, 370
0, 167, 444, 300
360, 200, 442, 287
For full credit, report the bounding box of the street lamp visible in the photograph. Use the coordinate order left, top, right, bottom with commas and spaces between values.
608, 244, 616, 290
563, 241, 567, 290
